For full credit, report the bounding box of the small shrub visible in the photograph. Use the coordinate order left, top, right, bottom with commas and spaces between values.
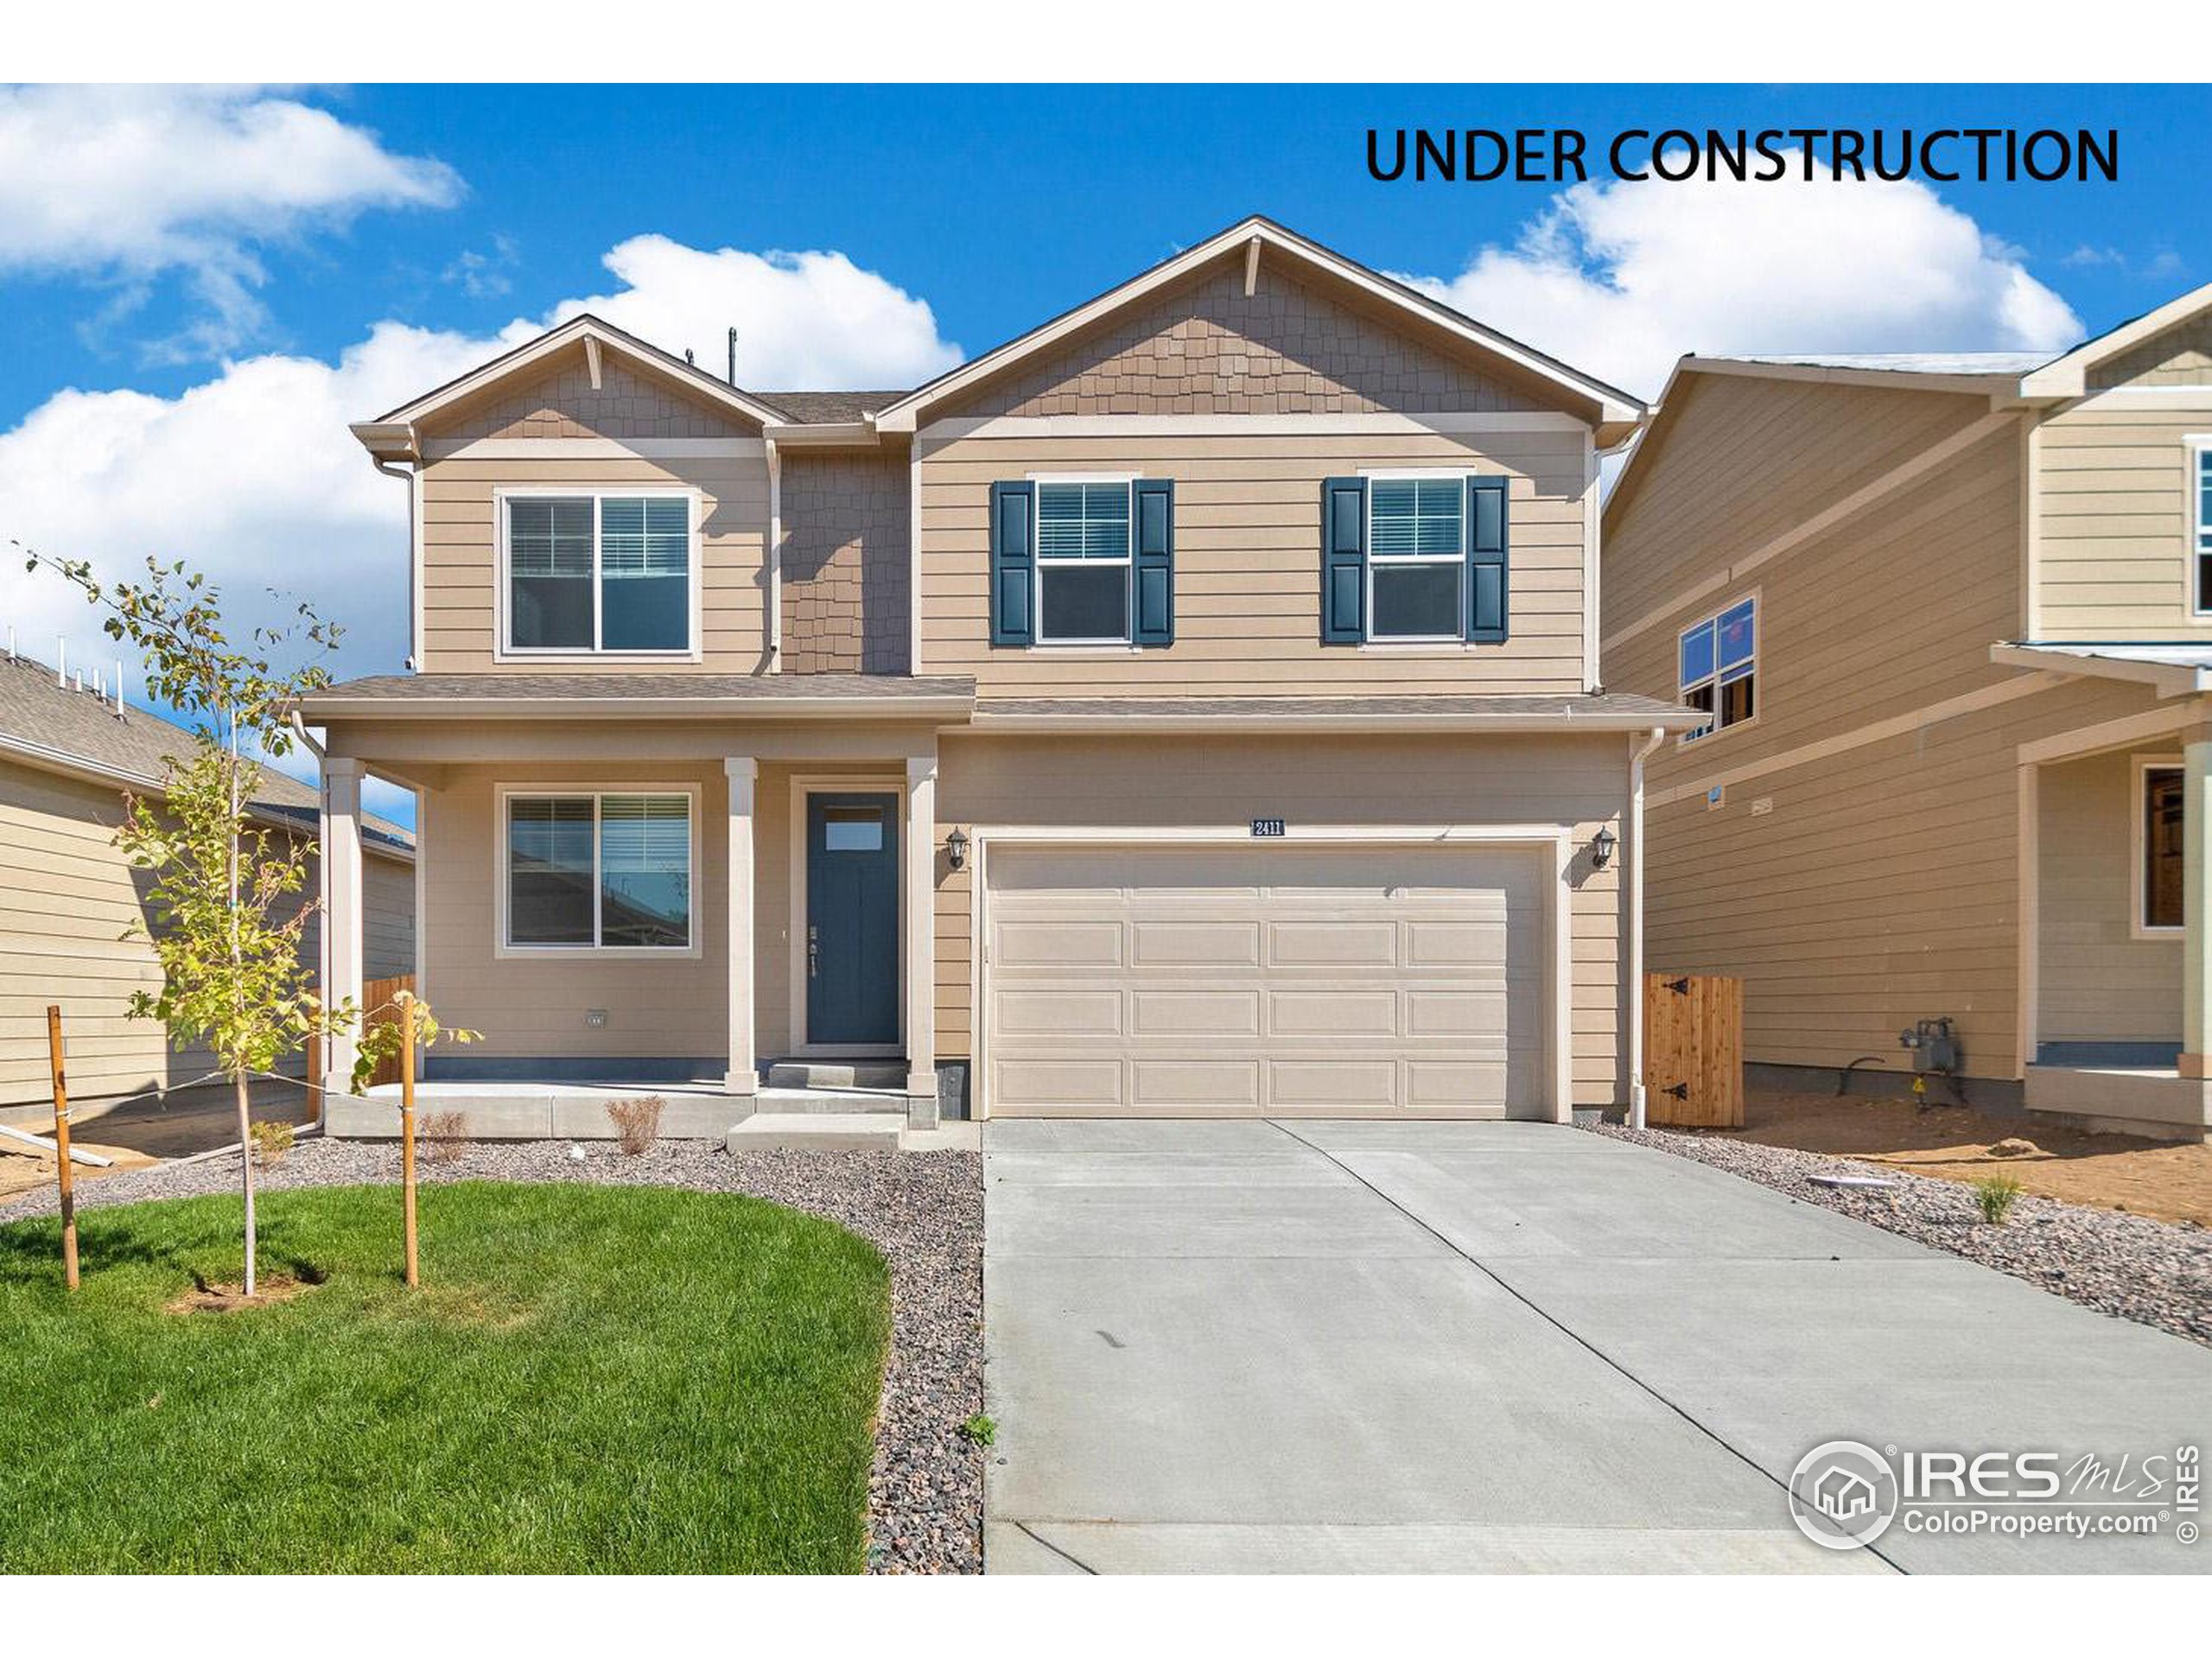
1973, 1173, 2024, 1225
420, 1109, 468, 1166
607, 1095, 664, 1157
247, 1121, 294, 1167
959, 1414, 997, 1446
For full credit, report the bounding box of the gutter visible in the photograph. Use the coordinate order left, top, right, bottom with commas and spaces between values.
1625, 725, 1669, 1131
373, 457, 421, 671
963, 708, 1709, 736
300, 695, 979, 723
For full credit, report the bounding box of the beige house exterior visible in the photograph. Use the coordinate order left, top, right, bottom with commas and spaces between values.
308, 218, 1701, 1135
0, 651, 414, 1122
1602, 284, 2212, 1141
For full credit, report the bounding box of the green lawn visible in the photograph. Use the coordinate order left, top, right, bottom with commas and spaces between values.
0, 1182, 891, 1573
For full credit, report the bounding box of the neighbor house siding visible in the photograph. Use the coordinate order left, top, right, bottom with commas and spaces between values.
778, 449, 912, 674
2037, 744, 2185, 1045
2034, 390, 2212, 639
917, 426, 1593, 696
933, 731, 1630, 1108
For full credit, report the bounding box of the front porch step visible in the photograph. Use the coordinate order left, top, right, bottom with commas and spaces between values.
751, 1085, 907, 1116
766, 1059, 908, 1091
726, 1113, 903, 1153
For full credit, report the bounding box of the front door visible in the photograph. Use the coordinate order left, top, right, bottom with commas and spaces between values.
806, 792, 900, 1046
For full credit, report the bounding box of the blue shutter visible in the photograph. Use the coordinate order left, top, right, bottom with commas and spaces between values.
1465, 475, 1510, 644
1132, 479, 1174, 646
988, 480, 1035, 647
1320, 476, 1367, 644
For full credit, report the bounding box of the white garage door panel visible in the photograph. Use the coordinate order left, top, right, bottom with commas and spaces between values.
985, 843, 1551, 1118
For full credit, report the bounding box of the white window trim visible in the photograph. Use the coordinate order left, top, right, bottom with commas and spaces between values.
1363, 469, 1468, 645
493, 486, 704, 663
2187, 437, 2212, 620
1676, 589, 1761, 747
2132, 753, 2185, 940
494, 783, 702, 960
1027, 472, 1140, 648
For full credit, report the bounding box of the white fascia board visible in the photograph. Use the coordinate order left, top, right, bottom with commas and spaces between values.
961, 708, 1709, 736
1989, 643, 2212, 698
302, 696, 978, 723
1679, 355, 2031, 399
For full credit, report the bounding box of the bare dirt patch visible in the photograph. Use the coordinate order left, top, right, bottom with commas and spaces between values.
0, 1142, 159, 1200
165, 1272, 321, 1314
1713, 1089, 2212, 1227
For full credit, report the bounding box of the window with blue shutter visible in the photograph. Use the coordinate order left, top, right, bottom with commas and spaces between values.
988, 480, 1035, 647
1320, 476, 1367, 643
994, 478, 1175, 646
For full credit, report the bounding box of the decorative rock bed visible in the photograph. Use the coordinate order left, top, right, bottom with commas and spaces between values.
0, 1138, 985, 1573
1592, 1122, 2212, 1347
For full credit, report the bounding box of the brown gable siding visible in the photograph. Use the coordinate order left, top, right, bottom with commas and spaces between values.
778, 450, 912, 674
950, 262, 1536, 420
2088, 314, 2212, 389
429, 354, 753, 442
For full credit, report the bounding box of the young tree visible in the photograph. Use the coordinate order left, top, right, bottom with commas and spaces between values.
23, 547, 353, 1297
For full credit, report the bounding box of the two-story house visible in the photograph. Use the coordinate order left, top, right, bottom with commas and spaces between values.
1602, 283, 2212, 1142
308, 217, 1700, 1137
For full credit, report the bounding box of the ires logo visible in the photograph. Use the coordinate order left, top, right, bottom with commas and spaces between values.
1899, 1451, 2064, 1502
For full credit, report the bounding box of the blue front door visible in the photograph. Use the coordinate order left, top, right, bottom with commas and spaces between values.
806, 792, 900, 1046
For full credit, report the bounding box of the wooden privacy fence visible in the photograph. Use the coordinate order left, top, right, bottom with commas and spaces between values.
1643, 972, 1744, 1128
359, 975, 416, 1090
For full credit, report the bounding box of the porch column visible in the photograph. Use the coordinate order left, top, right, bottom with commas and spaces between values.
321, 758, 365, 1094
2184, 734, 2212, 1078
904, 753, 939, 1126
725, 757, 758, 1096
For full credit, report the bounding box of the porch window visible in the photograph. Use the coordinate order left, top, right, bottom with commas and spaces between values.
505, 493, 693, 653
2141, 764, 2184, 931
1035, 480, 1132, 643
505, 791, 692, 950
1367, 476, 1465, 640
2196, 447, 2212, 615
1679, 597, 1758, 742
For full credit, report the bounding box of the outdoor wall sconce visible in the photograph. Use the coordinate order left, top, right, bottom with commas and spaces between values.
1591, 827, 1618, 869
946, 827, 969, 872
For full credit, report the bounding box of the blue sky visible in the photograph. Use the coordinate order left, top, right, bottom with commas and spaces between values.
1, 82, 2205, 824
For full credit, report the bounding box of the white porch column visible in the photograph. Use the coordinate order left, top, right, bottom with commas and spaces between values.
725, 757, 759, 1096
2183, 734, 2212, 1079
904, 753, 939, 1124
321, 758, 365, 1093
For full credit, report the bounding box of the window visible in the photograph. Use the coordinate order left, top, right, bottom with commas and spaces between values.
1367, 477, 1464, 639
823, 805, 885, 853
1035, 480, 1131, 643
2139, 763, 2184, 932
505, 791, 692, 950
2196, 446, 2212, 615
505, 493, 693, 654
1679, 597, 1758, 741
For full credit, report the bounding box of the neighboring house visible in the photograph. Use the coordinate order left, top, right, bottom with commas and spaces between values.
1603, 283, 2212, 1142
0, 649, 416, 1121
307, 215, 1701, 1132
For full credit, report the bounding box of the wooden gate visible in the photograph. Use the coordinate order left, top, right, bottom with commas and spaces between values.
1643, 972, 1744, 1128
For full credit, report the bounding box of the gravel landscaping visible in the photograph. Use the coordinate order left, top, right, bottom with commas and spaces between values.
1593, 1122, 2212, 1346
0, 1138, 984, 1573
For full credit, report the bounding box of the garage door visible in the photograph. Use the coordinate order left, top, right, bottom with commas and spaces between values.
982, 843, 1550, 1117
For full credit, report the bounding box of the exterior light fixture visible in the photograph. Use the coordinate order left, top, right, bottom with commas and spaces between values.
1591, 826, 1618, 869
946, 827, 969, 871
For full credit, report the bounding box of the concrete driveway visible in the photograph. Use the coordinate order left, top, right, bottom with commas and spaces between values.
982, 1119, 2212, 1574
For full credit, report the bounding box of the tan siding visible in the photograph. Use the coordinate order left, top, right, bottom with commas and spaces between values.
1605, 374, 1994, 634
935, 732, 1629, 1108
778, 449, 911, 673
2035, 395, 2212, 637
418, 452, 772, 673
2037, 746, 2183, 1043
918, 429, 1592, 696
2088, 315, 2212, 390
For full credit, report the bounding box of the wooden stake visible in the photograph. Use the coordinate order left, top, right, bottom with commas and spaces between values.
399, 994, 418, 1288
46, 1006, 78, 1291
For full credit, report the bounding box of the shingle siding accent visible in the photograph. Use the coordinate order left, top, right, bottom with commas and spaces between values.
954, 264, 1535, 420
778, 451, 912, 674
2088, 315, 2212, 390
435, 358, 750, 442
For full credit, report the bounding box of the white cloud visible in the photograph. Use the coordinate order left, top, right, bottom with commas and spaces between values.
2, 237, 962, 699
0, 86, 461, 357
1401, 162, 2084, 401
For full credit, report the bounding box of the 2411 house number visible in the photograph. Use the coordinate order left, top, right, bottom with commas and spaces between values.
1250, 818, 1287, 837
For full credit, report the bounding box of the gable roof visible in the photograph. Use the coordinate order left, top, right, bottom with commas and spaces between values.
0, 652, 412, 856
869, 215, 1644, 441
2021, 281, 2212, 397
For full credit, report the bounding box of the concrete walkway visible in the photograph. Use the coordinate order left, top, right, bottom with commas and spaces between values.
982, 1119, 2212, 1574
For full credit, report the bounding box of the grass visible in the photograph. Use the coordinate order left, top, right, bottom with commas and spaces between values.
0, 1182, 891, 1573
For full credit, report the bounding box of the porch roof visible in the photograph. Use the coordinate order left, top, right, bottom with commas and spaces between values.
965, 690, 1707, 734
302, 671, 977, 723
1992, 641, 2212, 699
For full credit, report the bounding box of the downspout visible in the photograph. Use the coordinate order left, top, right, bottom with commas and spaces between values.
374, 457, 419, 671
1626, 725, 1669, 1130
765, 435, 783, 671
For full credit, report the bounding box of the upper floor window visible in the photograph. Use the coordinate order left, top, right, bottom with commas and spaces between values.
1679, 597, 1757, 741
503, 492, 695, 655
1367, 477, 1467, 640
1037, 480, 1133, 643
2195, 445, 2212, 615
